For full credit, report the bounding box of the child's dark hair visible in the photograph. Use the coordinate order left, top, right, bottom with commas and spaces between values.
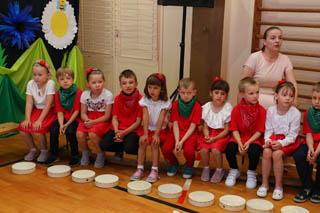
275, 80, 295, 96
119, 69, 137, 82
86, 68, 105, 81
262, 26, 282, 51
211, 78, 229, 94
239, 77, 257, 93
144, 73, 168, 101
312, 82, 320, 93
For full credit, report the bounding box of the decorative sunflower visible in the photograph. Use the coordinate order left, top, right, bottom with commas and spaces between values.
41, 0, 77, 50
0, 1, 41, 50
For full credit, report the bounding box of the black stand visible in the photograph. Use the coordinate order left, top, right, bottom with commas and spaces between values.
170, 5, 187, 101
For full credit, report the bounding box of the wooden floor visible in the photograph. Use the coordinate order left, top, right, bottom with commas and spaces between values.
0, 134, 318, 212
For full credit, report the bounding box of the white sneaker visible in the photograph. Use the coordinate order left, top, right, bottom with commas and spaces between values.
246, 170, 257, 189
272, 189, 283, 200
225, 169, 240, 187
257, 186, 269, 197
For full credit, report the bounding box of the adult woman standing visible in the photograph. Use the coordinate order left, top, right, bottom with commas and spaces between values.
241, 26, 298, 109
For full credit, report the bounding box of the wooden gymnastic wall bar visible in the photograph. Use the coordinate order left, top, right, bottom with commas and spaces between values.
252, 0, 320, 105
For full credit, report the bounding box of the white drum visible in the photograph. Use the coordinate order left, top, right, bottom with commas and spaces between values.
188, 191, 214, 207
127, 181, 152, 195
95, 174, 119, 188
219, 195, 246, 211
158, 184, 182, 199
72, 169, 95, 183
12, 162, 36, 175
281, 205, 309, 213
47, 165, 71, 178
246, 199, 274, 213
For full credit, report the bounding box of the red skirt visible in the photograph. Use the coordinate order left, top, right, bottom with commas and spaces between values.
77, 111, 111, 138
18, 108, 56, 133
269, 134, 301, 156
137, 128, 169, 144
198, 128, 230, 152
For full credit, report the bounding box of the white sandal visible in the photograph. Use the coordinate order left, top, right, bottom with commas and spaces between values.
272, 189, 283, 200
257, 186, 269, 197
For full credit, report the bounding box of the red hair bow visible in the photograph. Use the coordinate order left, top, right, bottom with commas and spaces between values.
278, 80, 286, 85
86, 68, 93, 75
39, 60, 46, 67
213, 77, 221, 83
157, 73, 163, 80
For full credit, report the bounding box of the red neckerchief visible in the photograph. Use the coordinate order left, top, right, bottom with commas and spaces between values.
118, 89, 141, 116
239, 99, 259, 129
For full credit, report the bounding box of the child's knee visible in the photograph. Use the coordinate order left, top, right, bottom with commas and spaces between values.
88, 132, 99, 139
263, 148, 272, 159
272, 150, 283, 160
212, 149, 221, 155
139, 140, 149, 148
151, 142, 160, 149
200, 148, 209, 154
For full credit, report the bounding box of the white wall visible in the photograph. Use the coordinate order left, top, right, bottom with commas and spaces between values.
221, 0, 255, 106
159, 6, 192, 95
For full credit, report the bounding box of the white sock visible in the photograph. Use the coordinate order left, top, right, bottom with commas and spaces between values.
137, 165, 144, 170
151, 166, 158, 171
216, 168, 222, 171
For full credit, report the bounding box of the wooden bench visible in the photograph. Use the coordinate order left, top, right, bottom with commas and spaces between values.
0, 122, 19, 136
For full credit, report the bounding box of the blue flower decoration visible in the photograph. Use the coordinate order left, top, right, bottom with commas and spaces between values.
0, 1, 41, 50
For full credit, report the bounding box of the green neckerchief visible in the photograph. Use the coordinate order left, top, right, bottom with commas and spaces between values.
307, 105, 320, 133
178, 96, 196, 118
59, 84, 77, 110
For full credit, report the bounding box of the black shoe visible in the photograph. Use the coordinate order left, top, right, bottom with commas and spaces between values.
68, 157, 80, 167
294, 190, 312, 203
44, 155, 59, 167
114, 152, 123, 160
311, 193, 320, 203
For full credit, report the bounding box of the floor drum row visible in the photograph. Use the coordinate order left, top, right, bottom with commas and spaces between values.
11, 162, 310, 212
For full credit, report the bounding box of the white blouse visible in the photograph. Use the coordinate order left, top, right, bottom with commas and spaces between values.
139, 96, 171, 131
201, 101, 232, 129
26, 79, 56, 109
80, 88, 113, 112
264, 105, 301, 147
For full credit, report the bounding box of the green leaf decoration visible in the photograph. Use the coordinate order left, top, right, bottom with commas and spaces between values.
0, 42, 8, 67
0, 38, 86, 95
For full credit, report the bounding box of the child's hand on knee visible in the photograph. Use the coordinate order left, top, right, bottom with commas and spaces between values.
175, 141, 183, 153
204, 135, 210, 143
32, 120, 42, 131
271, 141, 282, 150
84, 119, 93, 129
151, 134, 160, 146
263, 140, 271, 148
238, 143, 246, 155
139, 135, 148, 145
21, 119, 31, 129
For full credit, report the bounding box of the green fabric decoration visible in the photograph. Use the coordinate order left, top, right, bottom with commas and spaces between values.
307, 106, 320, 133
0, 75, 26, 138
0, 38, 86, 96
0, 42, 7, 67
178, 96, 196, 118
59, 84, 77, 110
0, 38, 57, 95
61, 46, 86, 91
